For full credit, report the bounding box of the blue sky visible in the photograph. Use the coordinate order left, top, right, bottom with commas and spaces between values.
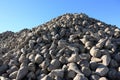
0, 0, 120, 33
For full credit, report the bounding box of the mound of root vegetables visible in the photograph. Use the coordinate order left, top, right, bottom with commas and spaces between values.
0, 13, 120, 80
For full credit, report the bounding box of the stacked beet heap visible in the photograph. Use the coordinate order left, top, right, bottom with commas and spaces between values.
0, 13, 120, 80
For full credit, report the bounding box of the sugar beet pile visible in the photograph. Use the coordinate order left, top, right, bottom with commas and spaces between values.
0, 13, 120, 80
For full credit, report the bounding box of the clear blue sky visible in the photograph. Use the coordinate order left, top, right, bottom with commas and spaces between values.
0, 0, 120, 33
